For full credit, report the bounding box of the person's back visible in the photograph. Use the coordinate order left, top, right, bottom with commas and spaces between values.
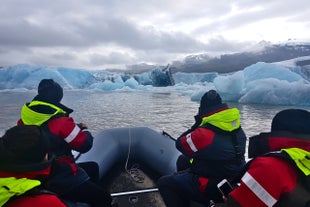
157, 90, 247, 207
0, 125, 66, 207
17, 79, 112, 207
226, 109, 310, 207
176, 116, 246, 178
17, 79, 92, 193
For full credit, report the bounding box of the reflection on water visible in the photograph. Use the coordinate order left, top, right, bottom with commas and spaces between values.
1, 90, 309, 141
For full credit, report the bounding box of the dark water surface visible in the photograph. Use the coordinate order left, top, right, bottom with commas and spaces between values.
1, 90, 309, 140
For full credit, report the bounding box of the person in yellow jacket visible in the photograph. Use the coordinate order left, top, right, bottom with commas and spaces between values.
17, 79, 113, 207
157, 90, 247, 206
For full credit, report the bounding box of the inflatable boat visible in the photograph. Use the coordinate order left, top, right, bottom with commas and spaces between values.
76, 127, 182, 207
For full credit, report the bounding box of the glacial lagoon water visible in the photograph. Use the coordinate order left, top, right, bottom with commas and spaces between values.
1, 90, 309, 141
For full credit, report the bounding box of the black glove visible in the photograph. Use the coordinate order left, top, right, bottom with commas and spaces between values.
77, 123, 88, 130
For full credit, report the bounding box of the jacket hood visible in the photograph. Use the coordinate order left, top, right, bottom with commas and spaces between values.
0, 156, 53, 180
248, 131, 310, 158
21, 101, 72, 126
200, 108, 241, 132
33, 96, 73, 114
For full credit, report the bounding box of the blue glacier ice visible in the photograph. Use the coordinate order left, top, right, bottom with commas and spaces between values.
0, 58, 309, 106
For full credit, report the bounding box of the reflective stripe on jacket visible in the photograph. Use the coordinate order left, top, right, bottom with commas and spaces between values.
231, 149, 310, 207
232, 157, 310, 207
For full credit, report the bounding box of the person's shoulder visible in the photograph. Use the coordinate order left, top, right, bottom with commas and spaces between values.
6, 194, 67, 207
249, 156, 296, 175
194, 127, 215, 136
251, 156, 287, 166
49, 116, 75, 124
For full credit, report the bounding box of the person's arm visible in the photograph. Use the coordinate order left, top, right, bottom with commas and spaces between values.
226, 157, 297, 207
48, 117, 94, 153
225, 195, 242, 207
176, 127, 214, 156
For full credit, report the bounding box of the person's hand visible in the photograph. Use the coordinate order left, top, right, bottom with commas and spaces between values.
77, 122, 88, 130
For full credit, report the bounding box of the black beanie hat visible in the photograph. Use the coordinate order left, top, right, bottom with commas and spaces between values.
271, 109, 310, 134
37, 79, 63, 103
0, 125, 48, 164
199, 90, 223, 115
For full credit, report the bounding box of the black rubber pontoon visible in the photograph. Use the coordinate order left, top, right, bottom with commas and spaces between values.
76, 127, 181, 207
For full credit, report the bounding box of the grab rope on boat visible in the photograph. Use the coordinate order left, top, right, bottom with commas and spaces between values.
125, 127, 145, 183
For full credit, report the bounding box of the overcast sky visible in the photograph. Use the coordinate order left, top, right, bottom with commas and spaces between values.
1, 0, 310, 70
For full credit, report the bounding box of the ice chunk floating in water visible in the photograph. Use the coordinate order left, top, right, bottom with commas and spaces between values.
0, 59, 309, 106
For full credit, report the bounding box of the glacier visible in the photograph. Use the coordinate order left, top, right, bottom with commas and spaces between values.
0, 58, 309, 106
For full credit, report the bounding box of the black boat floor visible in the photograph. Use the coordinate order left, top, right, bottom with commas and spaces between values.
99, 161, 210, 207
100, 161, 165, 207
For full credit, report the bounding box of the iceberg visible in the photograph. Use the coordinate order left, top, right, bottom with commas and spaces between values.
0, 57, 309, 106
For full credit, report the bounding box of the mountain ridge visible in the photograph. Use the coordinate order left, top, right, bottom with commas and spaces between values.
124, 42, 310, 74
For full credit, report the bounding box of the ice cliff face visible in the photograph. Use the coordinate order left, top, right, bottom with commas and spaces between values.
0, 64, 175, 90
0, 57, 310, 106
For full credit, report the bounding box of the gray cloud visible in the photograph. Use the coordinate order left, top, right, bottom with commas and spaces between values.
0, 0, 309, 69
